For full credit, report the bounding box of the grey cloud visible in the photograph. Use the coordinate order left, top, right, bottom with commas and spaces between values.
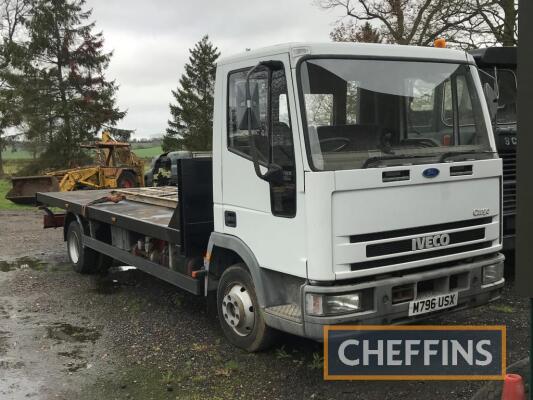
87, 0, 340, 137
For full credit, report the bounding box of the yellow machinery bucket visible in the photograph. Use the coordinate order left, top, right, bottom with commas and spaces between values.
6, 175, 60, 205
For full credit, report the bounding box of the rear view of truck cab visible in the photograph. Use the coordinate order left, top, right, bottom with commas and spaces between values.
208, 42, 504, 348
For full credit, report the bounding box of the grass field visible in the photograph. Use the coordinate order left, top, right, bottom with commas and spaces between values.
2, 148, 33, 160
0, 179, 34, 211
131, 145, 162, 159
3, 145, 162, 161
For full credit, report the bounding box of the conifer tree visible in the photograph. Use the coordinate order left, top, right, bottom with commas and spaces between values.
163, 35, 219, 152
13, 0, 125, 168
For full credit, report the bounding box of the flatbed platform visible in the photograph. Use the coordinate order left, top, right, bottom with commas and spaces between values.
36, 157, 214, 260
36, 188, 180, 243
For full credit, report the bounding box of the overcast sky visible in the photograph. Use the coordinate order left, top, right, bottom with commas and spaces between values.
85, 0, 341, 139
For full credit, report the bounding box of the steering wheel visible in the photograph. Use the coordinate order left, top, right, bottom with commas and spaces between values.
319, 137, 350, 152
400, 138, 440, 148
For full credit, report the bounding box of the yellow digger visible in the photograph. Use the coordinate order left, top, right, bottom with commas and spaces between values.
6, 131, 144, 205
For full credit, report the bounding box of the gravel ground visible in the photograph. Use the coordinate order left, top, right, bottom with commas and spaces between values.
0, 210, 528, 400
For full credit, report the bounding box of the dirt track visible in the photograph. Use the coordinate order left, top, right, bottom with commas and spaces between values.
0, 210, 528, 400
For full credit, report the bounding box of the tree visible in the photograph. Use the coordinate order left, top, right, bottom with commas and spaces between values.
469, 0, 518, 46
13, 0, 125, 169
320, 0, 481, 46
330, 21, 382, 42
163, 35, 219, 152
0, 0, 32, 176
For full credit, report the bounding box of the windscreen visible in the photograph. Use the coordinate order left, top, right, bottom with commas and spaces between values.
299, 59, 491, 171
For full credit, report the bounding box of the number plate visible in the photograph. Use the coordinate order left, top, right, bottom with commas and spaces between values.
408, 292, 458, 316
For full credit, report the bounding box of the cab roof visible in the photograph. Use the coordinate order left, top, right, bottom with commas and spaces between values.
469, 47, 517, 67
217, 42, 472, 67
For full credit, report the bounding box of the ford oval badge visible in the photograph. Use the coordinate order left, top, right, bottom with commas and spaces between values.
422, 168, 439, 178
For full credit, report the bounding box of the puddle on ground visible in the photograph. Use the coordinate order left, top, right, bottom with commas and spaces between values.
92, 266, 140, 295
0, 257, 71, 273
46, 323, 101, 343
0, 330, 11, 355
66, 361, 88, 372
0, 359, 25, 369
58, 346, 90, 372
57, 347, 84, 360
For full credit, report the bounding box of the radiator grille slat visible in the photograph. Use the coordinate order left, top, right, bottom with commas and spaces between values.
350, 217, 492, 243
366, 228, 485, 257
500, 151, 516, 214
351, 241, 492, 271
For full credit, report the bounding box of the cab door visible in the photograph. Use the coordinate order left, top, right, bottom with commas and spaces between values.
220, 54, 307, 278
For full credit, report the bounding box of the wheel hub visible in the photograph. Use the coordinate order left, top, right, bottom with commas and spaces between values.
222, 284, 255, 336
68, 231, 80, 263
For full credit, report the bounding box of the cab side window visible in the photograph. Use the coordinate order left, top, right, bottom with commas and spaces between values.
270, 68, 296, 217
227, 66, 296, 217
227, 70, 269, 162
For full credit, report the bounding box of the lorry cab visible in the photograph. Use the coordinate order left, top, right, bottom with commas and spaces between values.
209, 43, 504, 346
470, 46, 517, 250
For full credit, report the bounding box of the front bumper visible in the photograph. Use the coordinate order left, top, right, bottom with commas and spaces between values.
301, 253, 505, 341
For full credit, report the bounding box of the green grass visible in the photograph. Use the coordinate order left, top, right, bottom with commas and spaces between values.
132, 145, 163, 159
2, 143, 162, 161
0, 179, 34, 211
3, 159, 32, 176
489, 304, 515, 313
1, 148, 32, 160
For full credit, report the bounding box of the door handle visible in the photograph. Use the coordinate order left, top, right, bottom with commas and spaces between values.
225, 211, 237, 227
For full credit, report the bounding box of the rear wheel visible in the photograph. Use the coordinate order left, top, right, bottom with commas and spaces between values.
66, 221, 99, 274
117, 170, 138, 188
217, 264, 276, 352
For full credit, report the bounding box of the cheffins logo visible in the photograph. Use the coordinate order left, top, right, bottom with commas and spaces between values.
324, 325, 506, 380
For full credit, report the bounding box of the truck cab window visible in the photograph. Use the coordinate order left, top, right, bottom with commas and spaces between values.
227, 66, 296, 217
442, 76, 474, 126
300, 59, 491, 171
304, 94, 334, 125
407, 79, 435, 129
270, 68, 296, 217
227, 70, 269, 162
495, 69, 517, 124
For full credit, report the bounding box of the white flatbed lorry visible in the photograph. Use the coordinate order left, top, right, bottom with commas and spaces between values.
37, 42, 505, 351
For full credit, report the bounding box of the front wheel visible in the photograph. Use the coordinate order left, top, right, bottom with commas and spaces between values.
217, 264, 276, 352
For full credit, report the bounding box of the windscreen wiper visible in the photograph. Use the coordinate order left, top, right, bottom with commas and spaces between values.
362, 154, 434, 169
438, 150, 495, 163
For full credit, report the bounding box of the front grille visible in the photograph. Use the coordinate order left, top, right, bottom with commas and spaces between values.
366, 228, 485, 257
500, 151, 516, 215
350, 217, 492, 243
350, 241, 493, 271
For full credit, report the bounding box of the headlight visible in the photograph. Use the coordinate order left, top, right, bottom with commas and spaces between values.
306, 291, 372, 316
482, 263, 503, 285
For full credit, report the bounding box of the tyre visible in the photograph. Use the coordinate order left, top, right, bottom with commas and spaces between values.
117, 170, 138, 188
66, 221, 99, 274
96, 253, 114, 274
217, 264, 276, 352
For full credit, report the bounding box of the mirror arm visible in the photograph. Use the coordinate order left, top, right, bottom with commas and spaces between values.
245, 62, 270, 181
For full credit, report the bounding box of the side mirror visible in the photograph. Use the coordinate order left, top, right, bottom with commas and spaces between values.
483, 82, 499, 121
262, 163, 284, 185
237, 81, 261, 130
